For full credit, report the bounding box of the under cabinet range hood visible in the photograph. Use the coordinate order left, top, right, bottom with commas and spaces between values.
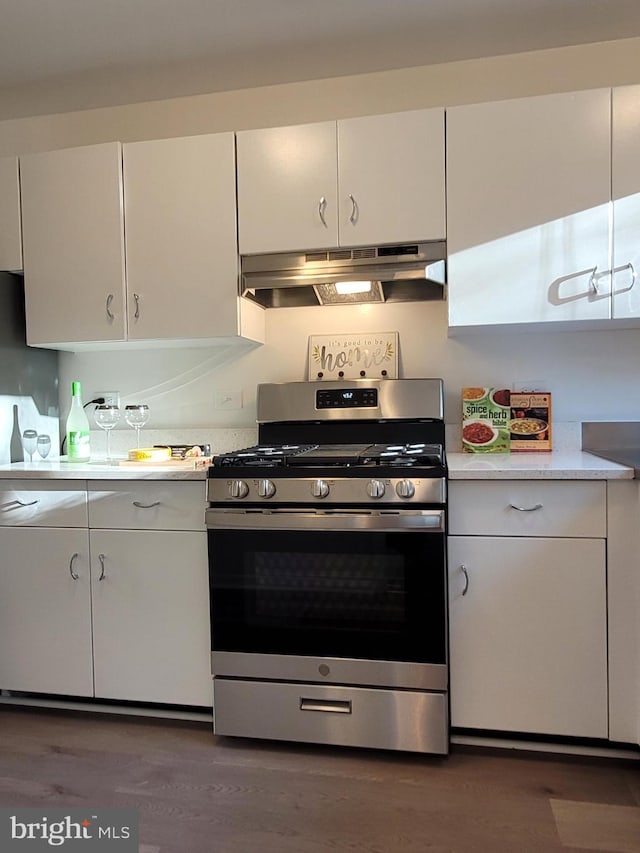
240, 242, 447, 308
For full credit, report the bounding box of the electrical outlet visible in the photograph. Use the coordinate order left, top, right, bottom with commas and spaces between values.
215, 390, 243, 410
93, 391, 120, 407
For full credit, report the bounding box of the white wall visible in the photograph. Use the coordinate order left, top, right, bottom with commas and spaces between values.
2, 37, 640, 433
58, 301, 640, 431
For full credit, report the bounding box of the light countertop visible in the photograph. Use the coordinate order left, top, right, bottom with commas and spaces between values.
0, 450, 633, 482
0, 460, 207, 481
446, 450, 634, 480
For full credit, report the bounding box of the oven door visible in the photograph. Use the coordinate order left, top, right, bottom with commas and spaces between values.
206, 507, 447, 690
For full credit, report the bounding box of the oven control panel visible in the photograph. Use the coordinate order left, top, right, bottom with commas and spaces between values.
316, 388, 378, 409
208, 476, 446, 506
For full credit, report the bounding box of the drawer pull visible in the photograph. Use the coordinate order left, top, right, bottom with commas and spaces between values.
98, 553, 106, 581
132, 500, 161, 509
460, 564, 470, 596
8, 498, 39, 509
69, 553, 79, 580
509, 503, 543, 512
300, 697, 352, 715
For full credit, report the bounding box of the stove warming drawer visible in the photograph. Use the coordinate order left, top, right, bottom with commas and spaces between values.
213, 678, 449, 755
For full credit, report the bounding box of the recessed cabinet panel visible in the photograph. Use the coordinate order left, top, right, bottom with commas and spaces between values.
237, 121, 339, 254
0, 156, 22, 271
448, 535, 608, 738
448, 480, 606, 538
20, 142, 127, 346
447, 89, 611, 329
0, 528, 93, 696
90, 529, 212, 706
0, 481, 88, 528
88, 481, 205, 531
612, 85, 640, 320
123, 133, 240, 340
337, 109, 445, 247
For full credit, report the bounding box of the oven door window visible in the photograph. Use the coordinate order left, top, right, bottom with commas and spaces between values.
208, 528, 445, 664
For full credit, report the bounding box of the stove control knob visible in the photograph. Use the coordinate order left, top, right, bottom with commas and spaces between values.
396, 479, 416, 499
367, 479, 386, 499
257, 479, 276, 499
229, 479, 249, 499
311, 479, 330, 499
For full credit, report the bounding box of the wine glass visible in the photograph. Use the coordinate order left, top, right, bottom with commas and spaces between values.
36, 434, 52, 460
94, 405, 120, 462
21, 429, 38, 463
124, 404, 150, 449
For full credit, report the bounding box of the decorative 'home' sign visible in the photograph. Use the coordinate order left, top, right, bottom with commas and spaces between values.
308, 332, 398, 380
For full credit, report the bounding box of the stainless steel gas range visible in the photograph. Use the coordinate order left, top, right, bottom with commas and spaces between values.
205, 378, 448, 754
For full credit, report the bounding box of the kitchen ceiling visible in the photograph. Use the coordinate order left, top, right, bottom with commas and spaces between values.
2, 0, 640, 119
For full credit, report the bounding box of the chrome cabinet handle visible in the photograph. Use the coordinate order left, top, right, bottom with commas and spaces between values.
348, 193, 358, 224
106, 293, 114, 320
13, 498, 39, 508
133, 293, 140, 320
460, 564, 469, 596
318, 197, 327, 227
300, 698, 352, 714
132, 500, 161, 509
612, 261, 637, 291
98, 553, 106, 581
69, 553, 79, 580
588, 266, 605, 294
626, 261, 636, 288
509, 502, 543, 512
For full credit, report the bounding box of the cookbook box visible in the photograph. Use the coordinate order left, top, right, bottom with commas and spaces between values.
461, 387, 511, 453
510, 392, 552, 451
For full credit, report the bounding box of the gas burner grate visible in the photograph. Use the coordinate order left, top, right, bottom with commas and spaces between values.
213, 444, 318, 467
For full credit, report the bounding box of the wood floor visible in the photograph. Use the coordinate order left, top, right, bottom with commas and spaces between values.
0, 707, 639, 852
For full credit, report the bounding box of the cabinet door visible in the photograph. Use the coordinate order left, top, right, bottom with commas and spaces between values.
447, 89, 611, 330
237, 121, 338, 254
90, 530, 212, 706
124, 133, 240, 340
20, 142, 127, 346
447, 536, 607, 738
0, 528, 93, 696
0, 156, 22, 271
612, 85, 640, 320
337, 109, 445, 247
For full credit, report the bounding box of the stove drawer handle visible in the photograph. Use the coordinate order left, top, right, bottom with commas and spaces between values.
132, 500, 161, 509
509, 502, 543, 512
300, 697, 352, 715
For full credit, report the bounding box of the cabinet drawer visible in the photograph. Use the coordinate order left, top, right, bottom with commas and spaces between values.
88, 480, 205, 530
448, 481, 606, 537
0, 481, 87, 527
213, 679, 448, 754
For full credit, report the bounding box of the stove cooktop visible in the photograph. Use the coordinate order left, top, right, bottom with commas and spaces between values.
212, 442, 445, 469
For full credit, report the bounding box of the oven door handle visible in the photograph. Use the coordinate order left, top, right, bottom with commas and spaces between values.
205, 508, 445, 532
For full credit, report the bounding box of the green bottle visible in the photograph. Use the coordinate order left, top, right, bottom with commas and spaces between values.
66, 381, 90, 461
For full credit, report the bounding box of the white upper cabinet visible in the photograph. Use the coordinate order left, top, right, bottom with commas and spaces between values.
612, 85, 640, 320
0, 156, 23, 271
20, 142, 127, 346
20, 136, 264, 350
237, 109, 446, 254
237, 121, 339, 254
123, 132, 256, 341
336, 110, 445, 247
447, 89, 612, 331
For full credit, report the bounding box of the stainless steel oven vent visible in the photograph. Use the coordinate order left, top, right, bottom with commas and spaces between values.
241, 241, 447, 308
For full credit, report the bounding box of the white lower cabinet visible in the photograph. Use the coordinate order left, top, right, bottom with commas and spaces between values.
90, 529, 211, 706
0, 528, 93, 696
0, 478, 212, 708
448, 480, 609, 740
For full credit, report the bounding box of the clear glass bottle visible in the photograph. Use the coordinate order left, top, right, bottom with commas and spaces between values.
66, 381, 90, 461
